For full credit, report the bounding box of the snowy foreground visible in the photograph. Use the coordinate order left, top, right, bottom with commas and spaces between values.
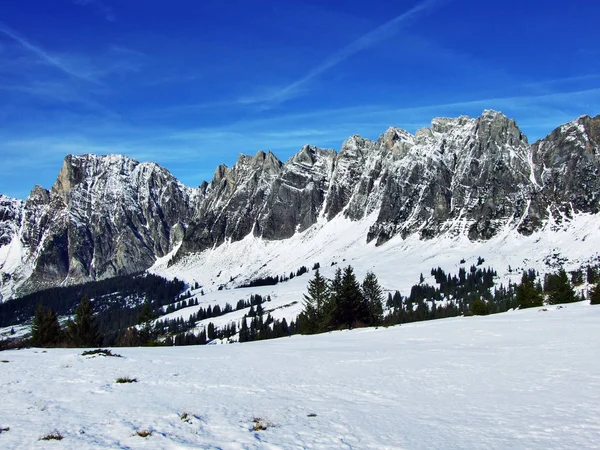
1, 303, 600, 449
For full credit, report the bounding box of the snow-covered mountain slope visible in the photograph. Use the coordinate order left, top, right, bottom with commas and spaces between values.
147, 210, 599, 336
1, 303, 599, 449
1, 111, 599, 300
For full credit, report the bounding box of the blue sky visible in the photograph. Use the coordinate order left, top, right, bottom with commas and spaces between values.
1, 0, 599, 198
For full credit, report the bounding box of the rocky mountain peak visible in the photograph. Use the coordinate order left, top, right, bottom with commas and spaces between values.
291, 144, 328, 166
26, 186, 50, 206
429, 115, 472, 135
340, 135, 373, 157
252, 150, 283, 174
378, 126, 414, 157
475, 110, 528, 147
2, 110, 599, 299
553, 114, 600, 150
213, 163, 230, 183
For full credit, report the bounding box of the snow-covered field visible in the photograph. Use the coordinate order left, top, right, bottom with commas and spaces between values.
1, 302, 599, 449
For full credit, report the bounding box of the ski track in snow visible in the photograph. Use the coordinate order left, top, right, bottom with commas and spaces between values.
1, 302, 599, 449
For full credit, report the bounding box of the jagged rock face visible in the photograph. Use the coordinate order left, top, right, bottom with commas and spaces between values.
1, 111, 600, 298
177, 147, 336, 259
0, 196, 22, 247
531, 115, 600, 217
363, 112, 533, 243
259, 146, 335, 240
177, 150, 284, 257
0, 155, 198, 297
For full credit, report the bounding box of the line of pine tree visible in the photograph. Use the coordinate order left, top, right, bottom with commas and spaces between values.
297, 266, 384, 334
297, 263, 590, 335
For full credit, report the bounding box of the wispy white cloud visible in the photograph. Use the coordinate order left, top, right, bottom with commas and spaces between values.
375, 88, 600, 118
522, 73, 600, 90
0, 22, 100, 83
141, 73, 200, 87
0, 80, 119, 119
153, 0, 450, 113
254, 0, 450, 107
74, 0, 115, 22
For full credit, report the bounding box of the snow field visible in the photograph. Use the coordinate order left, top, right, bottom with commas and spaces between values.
1, 302, 599, 449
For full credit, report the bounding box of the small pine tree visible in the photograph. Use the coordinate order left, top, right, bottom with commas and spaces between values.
30, 303, 45, 346
137, 301, 155, 345
470, 298, 489, 315
361, 272, 384, 325
515, 272, 543, 309
298, 269, 330, 334
335, 266, 369, 329
207, 322, 215, 340
326, 268, 343, 330
67, 296, 101, 347
239, 318, 249, 342
547, 269, 577, 305
587, 266, 600, 284
31, 303, 62, 347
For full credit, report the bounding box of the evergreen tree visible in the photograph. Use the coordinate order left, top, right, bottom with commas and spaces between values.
361, 272, 384, 325
515, 272, 543, 309
326, 268, 343, 330
138, 300, 155, 324
393, 291, 402, 307
298, 269, 330, 334
31, 303, 62, 347
546, 269, 577, 305
335, 266, 368, 328
30, 303, 46, 346
386, 292, 393, 309
587, 266, 599, 284
239, 318, 249, 342
45, 308, 61, 345
207, 322, 216, 340
470, 298, 489, 315
137, 300, 155, 345
66, 296, 101, 347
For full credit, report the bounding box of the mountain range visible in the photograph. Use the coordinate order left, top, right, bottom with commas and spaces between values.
1, 110, 599, 301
